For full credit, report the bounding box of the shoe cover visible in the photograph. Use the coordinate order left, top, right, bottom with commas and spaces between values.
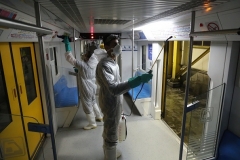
83, 112, 97, 130
93, 103, 103, 122
103, 146, 117, 160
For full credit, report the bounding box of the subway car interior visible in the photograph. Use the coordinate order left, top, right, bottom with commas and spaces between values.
0, 0, 240, 160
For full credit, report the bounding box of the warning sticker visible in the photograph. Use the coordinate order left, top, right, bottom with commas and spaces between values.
0, 137, 25, 158
207, 22, 219, 31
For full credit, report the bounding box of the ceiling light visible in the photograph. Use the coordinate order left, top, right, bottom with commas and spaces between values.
205, 7, 212, 12
135, 21, 174, 31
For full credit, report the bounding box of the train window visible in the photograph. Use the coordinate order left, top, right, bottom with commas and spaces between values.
0, 54, 12, 132
50, 48, 54, 61
203, 41, 211, 46
193, 41, 202, 46
142, 45, 146, 71
20, 47, 37, 105
49, 47, 58, 75
193, 41, 211, 46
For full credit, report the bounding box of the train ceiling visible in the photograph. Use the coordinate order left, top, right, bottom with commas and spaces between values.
0, 0, 234, 33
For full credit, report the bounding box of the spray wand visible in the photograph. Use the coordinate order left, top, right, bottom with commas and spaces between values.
125, 36, 173, 116
119, 36, 173, 143
148, 36, 173, 74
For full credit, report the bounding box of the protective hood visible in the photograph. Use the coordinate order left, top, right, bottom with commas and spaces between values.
87, 54, 98, 69
94, 48, 107, 62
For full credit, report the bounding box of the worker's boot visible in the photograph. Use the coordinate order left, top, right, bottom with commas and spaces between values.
93, 103, 103, 122
103, 146, 116, 160
116, 149, 121, 158
83, 112, 97, 130
103, 145, 121, 160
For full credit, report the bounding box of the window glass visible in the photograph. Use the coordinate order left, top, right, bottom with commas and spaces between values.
142, 46, 146, 70
20, 47, 37, 104
49, 48, 54, 60
0, 54, 12, 132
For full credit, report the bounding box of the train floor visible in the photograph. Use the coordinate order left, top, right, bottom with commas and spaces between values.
36, 94, 187, 160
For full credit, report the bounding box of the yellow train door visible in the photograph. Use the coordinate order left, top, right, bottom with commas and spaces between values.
0, 42, 44, 159
0, 43, 29, 160
11, 42, 44, 158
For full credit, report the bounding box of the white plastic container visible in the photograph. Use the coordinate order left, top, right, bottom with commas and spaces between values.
118, 114, 127, 142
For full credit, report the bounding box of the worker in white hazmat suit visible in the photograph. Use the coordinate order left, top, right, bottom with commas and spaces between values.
63, 36, 103, 130
96, 34, 153, 159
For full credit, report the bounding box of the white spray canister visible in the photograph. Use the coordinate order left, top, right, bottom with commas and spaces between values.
118, 114, 127, 142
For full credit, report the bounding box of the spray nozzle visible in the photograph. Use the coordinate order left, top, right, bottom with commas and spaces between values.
148, 70, 152, 74
166, 36, 173, 41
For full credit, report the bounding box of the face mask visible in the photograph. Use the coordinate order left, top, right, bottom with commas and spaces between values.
111, 44, 122, 57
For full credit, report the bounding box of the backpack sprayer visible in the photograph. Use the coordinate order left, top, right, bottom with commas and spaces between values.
118, 36, 173, 142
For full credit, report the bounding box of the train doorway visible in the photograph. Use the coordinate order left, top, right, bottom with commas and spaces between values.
161, 41, 211, 144
0, 42, 44, 159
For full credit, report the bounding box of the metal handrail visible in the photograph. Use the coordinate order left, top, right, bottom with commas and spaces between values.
0, 17, 52, 36
190, 28, 240, 36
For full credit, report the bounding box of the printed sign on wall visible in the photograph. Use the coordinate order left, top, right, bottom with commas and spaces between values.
8, 18, 38, 39
0, 8, 17, 19
206, 22, 220, 31
148, 44, 152, 60
122, 45, 132, 51
122, 45, 138, 51
8, 29, 38, 39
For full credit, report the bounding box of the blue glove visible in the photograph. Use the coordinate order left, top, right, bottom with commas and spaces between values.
140, 73, 153, 83
128, 73, 153, 88
73, 67, 78, 73
57, 35, 72, 42
64, 36, 72, 52
128, 76, 142, 88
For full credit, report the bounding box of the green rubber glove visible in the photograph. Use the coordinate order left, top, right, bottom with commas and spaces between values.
64, 36, 72, 52
128, 76, 142, 88
73, 67, 78, 73
140, 73, 153, 83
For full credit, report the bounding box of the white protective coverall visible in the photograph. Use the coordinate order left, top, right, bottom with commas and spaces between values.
96, 51, 131, 159
65, 52, 99, 114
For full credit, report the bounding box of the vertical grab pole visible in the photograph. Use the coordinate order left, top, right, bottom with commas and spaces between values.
132, 19, 135, 77
179, 11, 195, 160
132, 19, 134, 98
73, 28, 80, 97
73, 28, 77, 58
34, 2, 57, 160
